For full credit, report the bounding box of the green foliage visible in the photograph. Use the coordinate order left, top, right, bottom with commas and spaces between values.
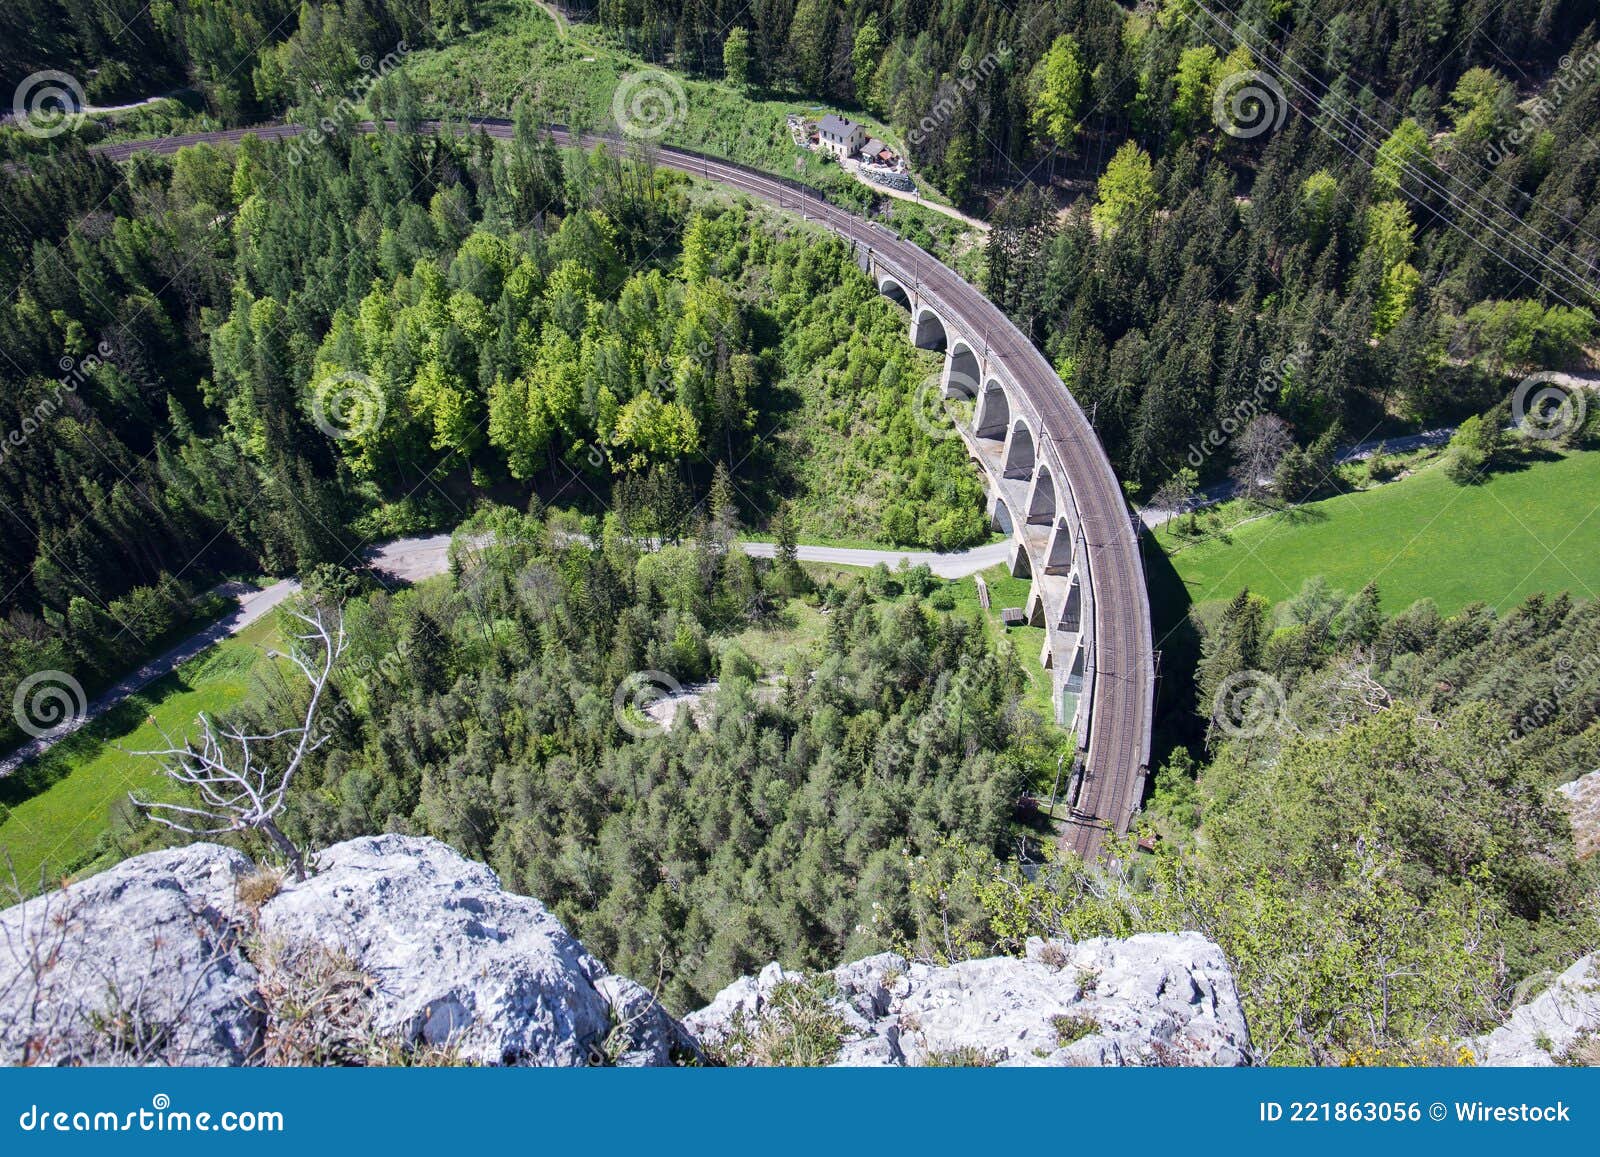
1092, 142, 1157, 235
721, 26, 753, 90
1029, 35, 1088, 151
1372, 119, 1434, 200
267, 507, 1039, 1011
1052, 1012, 1101, 1047
1447, 67, 1516, 149
709, 977, 848, 1066
1171, 45, 1220, 134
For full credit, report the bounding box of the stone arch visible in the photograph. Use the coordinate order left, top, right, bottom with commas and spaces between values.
878, 275, 911, 309
989, 493, 1014, 534
974, 379, 1009, 439
1062, 580, 1083, 632
1003, 418, 1036, 479
1065, 642, 1087, 693
912, 306, 948, 352
1027, 463, 1056, 524
945, 339, 981, 398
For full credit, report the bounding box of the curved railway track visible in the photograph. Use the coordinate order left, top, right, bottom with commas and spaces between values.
87, 118, 1155, 860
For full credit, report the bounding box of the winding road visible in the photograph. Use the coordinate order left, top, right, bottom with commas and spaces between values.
0, 536, 1011, 778
74, 119, 1155, 859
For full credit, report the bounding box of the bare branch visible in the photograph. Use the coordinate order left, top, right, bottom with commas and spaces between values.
129, 604, 348, 881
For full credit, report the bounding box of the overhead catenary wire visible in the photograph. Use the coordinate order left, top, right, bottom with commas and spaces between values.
1203, 0, 1600, 266
1185, 3, 1600, 310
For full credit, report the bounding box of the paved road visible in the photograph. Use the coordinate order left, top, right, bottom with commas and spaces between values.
0, 535, 1014, 777
743, 539, 1011, 577
0, 579, 299, 778
1139, 427, 1458, 529
83, 119, 1155, 860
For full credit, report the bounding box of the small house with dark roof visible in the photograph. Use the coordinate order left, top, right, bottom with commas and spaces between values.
817, 113, 865, 159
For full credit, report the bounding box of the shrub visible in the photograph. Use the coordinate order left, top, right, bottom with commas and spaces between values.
1051, 1012, 1101, 1047
708, 977, 848, 1067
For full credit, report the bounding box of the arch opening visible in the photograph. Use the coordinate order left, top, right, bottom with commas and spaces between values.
946, 341, 981, 398
912, 307, 948, 352
1027, 464, 1056, 524
975, 380, 1009, 439
1003, 418, 1036, 479
879, 277, 911, 309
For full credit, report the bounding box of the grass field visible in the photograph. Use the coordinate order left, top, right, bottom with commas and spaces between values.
1159, 447, 1600, 621
947, 564, 1057, 722
0, 616, 282, 891
400, 2, 979, 236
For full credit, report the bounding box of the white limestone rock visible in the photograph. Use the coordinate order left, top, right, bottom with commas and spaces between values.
1468, 955, 1600, 1066
1558, 770, 1600, 860
0, 843, 260, 1065
254, 835, 692, 1066
685, 931, 1251, 1067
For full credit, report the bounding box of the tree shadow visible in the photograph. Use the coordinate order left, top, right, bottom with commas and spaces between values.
0, 674, 198, 811
1142, 527, 1203, 772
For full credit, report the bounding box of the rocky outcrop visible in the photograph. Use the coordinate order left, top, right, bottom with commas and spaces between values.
251, 836, 694, 1066
1559, 769, 1600, 860
3, 835, 1259, 1067
686, 933, 1253, 1067
1468, 954, 1600, 1066
0, 835, 691, 1067
0, 843, 261, 1065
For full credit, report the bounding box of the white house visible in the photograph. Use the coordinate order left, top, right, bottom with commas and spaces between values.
817, 113, 865, 159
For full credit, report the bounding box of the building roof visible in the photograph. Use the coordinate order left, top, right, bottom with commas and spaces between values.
863, 137, 888, 156
819, 113, 858, 137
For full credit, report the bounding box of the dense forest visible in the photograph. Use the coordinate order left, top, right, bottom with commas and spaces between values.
568, 0, 1600, 490
0, 108, 983, 748
207, 506, 1048, 1013
1, 0, 1597, 1067
902, 575, 1598, 1064
0, 0, 476, 116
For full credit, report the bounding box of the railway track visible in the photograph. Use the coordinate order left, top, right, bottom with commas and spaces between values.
86, 118, 1155, 860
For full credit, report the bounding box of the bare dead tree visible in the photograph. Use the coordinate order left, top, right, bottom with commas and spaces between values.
1230, 414, 1294, 503
130, 605, 347, 881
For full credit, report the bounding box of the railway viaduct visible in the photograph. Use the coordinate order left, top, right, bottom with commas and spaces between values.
90, 120, 1156, 859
